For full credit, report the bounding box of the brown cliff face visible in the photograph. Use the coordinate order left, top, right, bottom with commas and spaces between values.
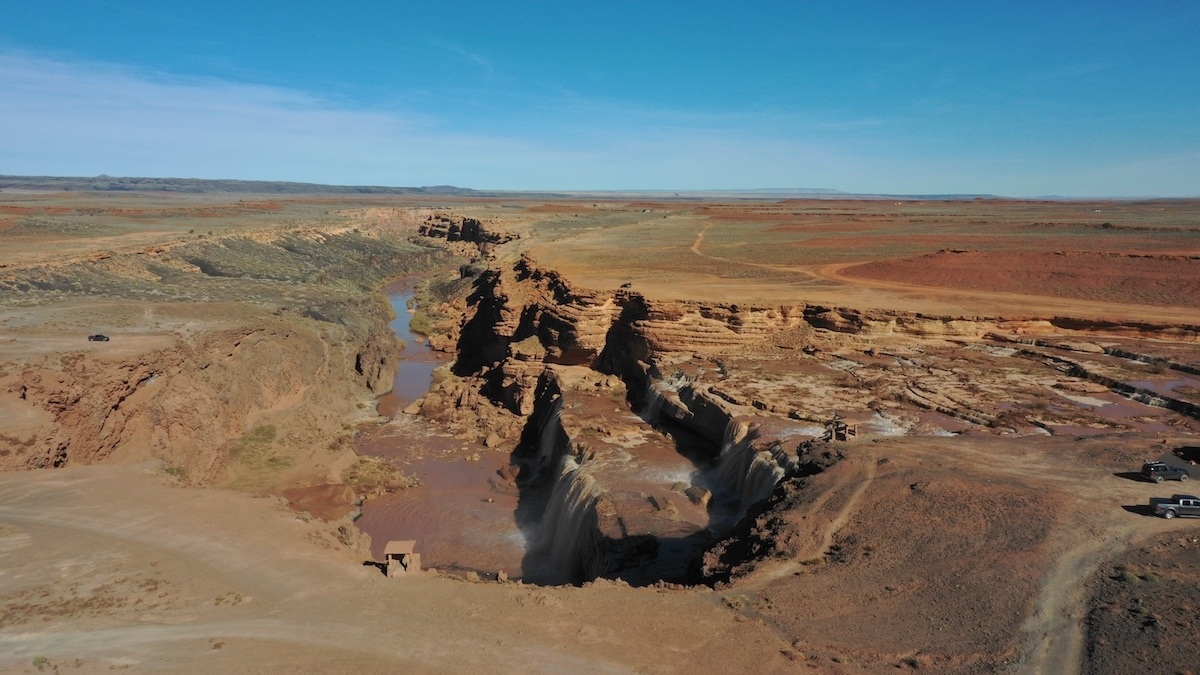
418, 213, 517, 246
406, 224, 1200, 588
0, 221, 444, 484
7, 317, 385, 481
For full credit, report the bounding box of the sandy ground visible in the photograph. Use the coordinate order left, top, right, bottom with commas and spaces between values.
537, 219, 1200, 325
0, 463, 792, 674
3, 439, 1195, 674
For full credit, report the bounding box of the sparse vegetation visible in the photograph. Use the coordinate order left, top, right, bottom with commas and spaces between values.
340, 457, 420, 498
0, 219, 444, 316
407, 310, 438, 337
230, 425, 284, 468
1117, 568, 1142, 584
214, 592, 244, 606
407, 270, 476, 340
225, 425, 294, 488
6, 192, 1200, 672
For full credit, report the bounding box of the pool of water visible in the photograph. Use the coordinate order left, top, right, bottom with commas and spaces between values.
356, 448, 526, 576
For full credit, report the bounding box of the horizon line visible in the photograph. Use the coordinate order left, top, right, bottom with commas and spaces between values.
1, 174, 1197, 201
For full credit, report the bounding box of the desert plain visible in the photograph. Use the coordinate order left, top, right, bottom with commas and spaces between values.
2, 187, 1200, 674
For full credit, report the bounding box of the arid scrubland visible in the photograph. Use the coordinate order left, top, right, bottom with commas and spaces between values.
3, 190, 1200, 673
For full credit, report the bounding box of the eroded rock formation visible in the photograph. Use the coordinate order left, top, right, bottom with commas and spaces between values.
404, 217, 1200, 586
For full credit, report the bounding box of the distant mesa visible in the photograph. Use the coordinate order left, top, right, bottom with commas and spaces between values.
0, 175, 1005, 200
0, 175, 480, 196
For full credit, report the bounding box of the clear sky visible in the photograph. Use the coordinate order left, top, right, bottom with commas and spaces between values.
2, 1, 1198, 196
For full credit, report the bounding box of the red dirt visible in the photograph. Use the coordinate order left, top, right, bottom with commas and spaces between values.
1084, 532, 1200, 675
525, 203, 595, 214
848, 250, 1200, 309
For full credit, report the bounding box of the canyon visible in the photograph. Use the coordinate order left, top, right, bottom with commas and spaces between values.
2, 192, 1199, 672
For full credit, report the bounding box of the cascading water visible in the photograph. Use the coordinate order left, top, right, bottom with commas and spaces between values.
640, 383, 667, 423
736, 452, 787, 512
530, 395, 567, 478
530, 457, 604, 584
638, 371, 693, 424
522, 367, 811, 584
705, 419, 798, 523
514, 383, 607, 585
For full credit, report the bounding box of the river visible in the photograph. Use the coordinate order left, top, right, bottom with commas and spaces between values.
354, 280, 528, 578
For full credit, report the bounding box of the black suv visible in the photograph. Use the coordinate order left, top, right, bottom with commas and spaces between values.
1141, 461, 1189, 483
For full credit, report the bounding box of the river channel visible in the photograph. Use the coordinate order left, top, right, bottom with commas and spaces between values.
354, 280, 528, 577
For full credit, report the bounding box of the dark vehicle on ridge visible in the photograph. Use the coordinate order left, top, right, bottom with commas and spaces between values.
1141, 461, 1189, 483
87, 334, 110, 342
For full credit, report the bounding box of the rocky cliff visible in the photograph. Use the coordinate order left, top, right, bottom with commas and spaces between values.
0, 219, 445, 484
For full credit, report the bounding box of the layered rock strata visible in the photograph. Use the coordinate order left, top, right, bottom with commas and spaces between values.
401, 218, 1200, 584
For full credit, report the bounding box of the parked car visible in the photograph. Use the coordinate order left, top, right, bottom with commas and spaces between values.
87, 334, 110, 342
1141, 461, 1189, 483
1152, 494, 1200, 519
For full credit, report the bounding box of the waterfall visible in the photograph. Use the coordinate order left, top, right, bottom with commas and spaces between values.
530, 395, 566, 479
533, 457, 604, 584
738, 452, 786, 513
711, 420, 751, 491
519, 385, 607, 585
640, 381, 667, 423
638, 371, 692, 424
708, 419, 791, 516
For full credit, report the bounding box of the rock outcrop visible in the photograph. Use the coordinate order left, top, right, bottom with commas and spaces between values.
6, 314, 391, 481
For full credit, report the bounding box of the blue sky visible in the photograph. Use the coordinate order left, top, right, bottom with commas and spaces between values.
2, 1, 1198, 195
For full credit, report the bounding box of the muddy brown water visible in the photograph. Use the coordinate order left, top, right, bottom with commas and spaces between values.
355, 282, 527, 576
355, 443, 528, 577
356, 283, 725, 582
1127, 376, 1200, 399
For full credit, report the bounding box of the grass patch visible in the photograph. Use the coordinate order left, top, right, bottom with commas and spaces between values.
230, 425, 287, 469
340, 457, 420, 499
407, 309, 438, 336
227, 425, 293, 487
407, 270, 475, 339
1115, 566, 1142, 584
